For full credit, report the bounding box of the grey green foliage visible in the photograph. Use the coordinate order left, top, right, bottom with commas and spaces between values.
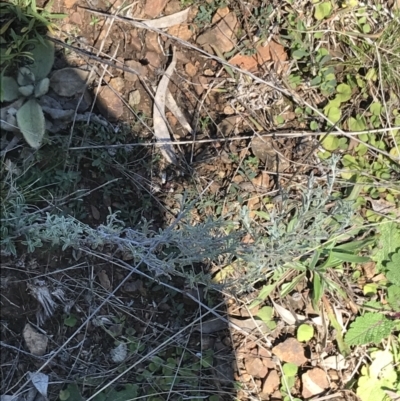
0, 39, 54, 148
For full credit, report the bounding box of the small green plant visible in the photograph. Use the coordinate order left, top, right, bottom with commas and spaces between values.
1, 38, 54, 148
0, 0, 64, 69
89, 15, 100, 26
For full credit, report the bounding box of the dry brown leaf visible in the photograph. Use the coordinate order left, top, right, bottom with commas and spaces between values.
143, 8, 191, 28
23, 323, 48, 356
90, 205, 100, 220
153, 47, 178, 165
165, 90, 192, 133
229, 40, 287, 73
98, 270, 111, 291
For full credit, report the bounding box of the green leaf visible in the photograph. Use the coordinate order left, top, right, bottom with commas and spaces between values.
329, 250, 370, 263
59, 384, 83, 401
34, 77, 50, 97
282, 363, 298, 377
314, 2, 332, 20
324, 100, 341, 123
64, 314, 77, 327
321, 134, 339, 151
18, 84, 34, 97
313, 272, 323, 303
372, 222, 400, 270
370, 102, 382, 116
387, 285, 400, 311
257, 306, 274, 322
248, 284, 274, 309
345, 313, 396, 345
348, 115, 367, 131
385, 249, 400, 285
336, 83, 352, 102
0, 76, 19, 101
357, 376, 388, 401
27, 39, 54, 81
297, 324, 314, 342
17, 66, 35, 86
16, 98, 46, 149
292, 49, 309, 59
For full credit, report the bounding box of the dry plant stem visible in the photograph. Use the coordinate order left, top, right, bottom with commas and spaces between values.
67, 126, 400, 150
71, 8, 399, 162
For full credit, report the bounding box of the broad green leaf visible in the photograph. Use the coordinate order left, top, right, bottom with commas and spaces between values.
64, 314, 77, 327
357, 376, 388, 401
292, 49, 309, 59
386, 250, 400, 285
372, 222, 400, 269
314, 2, 332, 20
18, 84, 34, 97
17, 66, 35, 86
59, 384, 83, 401
321, 134, 339, 150
363, 283, 378, 295
282, 362, 298, 377
27, 39, 54, 81
348, 115, 367, 131
345, 313, 396, 345
257, 306, 274, 322
16, 98, 45, 148
387, 285, 400, 311
1, 75, 19, 101
370, 102, 382, 116
297, 324, 314, 342
336, 83, 352, 102
324, 100, 341, 123
34, 77, 50, 97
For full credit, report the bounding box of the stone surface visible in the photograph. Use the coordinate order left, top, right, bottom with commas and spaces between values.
145, 31, 160, 52
167, 24, 193, 41
244, 357, 269, 378
109, 77, 125, 93
211, 7, 230, 24
145, 51, 163, 70
69, 11, 82, 25
301, 367, 329, 398
196, 12, 238, 53
96, 86, 124, 121
128, 90, 141, 108
272, 338, 308, 366
143, 0, 168, 18
124, 60, 147, 81
64, 0, 78, 8
261, 370, 280, 395
50, 68, 91, 97
185, 62, 198, 77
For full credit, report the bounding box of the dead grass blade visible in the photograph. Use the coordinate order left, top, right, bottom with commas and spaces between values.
153, 46, 178, 165
143, 7, 191, 29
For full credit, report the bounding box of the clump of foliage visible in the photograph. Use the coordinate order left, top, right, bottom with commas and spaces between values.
1, 39, 54, 148
0, 0, 64, 70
